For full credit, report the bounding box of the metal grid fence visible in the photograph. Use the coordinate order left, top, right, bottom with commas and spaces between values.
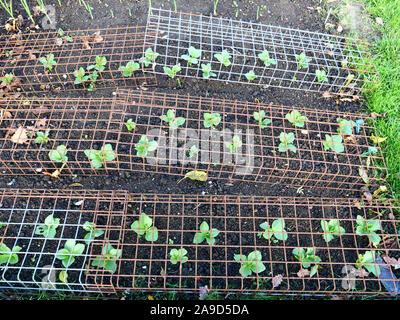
1, 189, 399, 296
0, 26, 157, 95
0, 189, 128, 293
145, 8, 378, 95
0, 90, 386, 191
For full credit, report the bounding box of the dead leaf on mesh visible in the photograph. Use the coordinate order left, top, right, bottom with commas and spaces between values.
43, 169, 61, 178
363, 191, 373, 202
0, 109, 12, 121
322, 91, 333, 98
353, 268, 369, 278
359, 166, 370, 184
272, 274, 283, 288
81, 31, 103, 49
28, 49, 39, 60
297, 268, 310, 278
352, 199, 362, 209
344, 135, 357, 144
35, 118, 47, 129
10, 126, 29, 144
382, 255, 400, 267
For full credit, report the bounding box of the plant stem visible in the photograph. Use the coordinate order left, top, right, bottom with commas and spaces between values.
213, 0, 219, 15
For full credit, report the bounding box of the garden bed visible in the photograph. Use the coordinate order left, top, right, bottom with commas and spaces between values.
0, 189, 399, 296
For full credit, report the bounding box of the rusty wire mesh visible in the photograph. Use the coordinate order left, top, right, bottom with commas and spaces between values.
0, 189, 399, 296
0, 26, 157, 95
0, 90, 387, 191
145, 8, 378, 95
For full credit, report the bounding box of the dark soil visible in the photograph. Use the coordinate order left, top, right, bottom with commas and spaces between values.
0, 0, 388, 298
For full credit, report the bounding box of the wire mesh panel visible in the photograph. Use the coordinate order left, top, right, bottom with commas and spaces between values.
145, 8, 378, 95
0, 91, 387, 191
0, 189, 129, 293
88, 194, 400, 296
0, 26, 157, 95
113, 89, 386, 192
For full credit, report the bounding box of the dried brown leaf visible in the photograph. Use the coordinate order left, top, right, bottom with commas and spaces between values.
0, 109, 12, 120
363, 191, 373, 202
352, 199, 362, 209
297, 268, 310, 278
353, 268, 369, 278
10, 126, 29, 144
382, 255, 400, 267
272, 274, 283, 288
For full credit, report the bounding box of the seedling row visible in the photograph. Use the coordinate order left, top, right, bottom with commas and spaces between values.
0, 26, 157, 95
146, 8, 378, 95
0, 190, 399, 295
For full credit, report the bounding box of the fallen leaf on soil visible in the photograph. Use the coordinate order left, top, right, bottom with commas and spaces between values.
147, 295, 154, 300
297, 268, 310, 278
184, 170, 208, 182
81, 31, 103, 49
10, 126, 29, 144
43, 169, 62, 178
272, 274, 283, 288
370, 134, 387, 144
67, 183, 83, 188
344, 135, 356, 144
376, 17, 384, 26
35, 118, 47, 129
352, 199, 362, 209
358, 166, 370, 184
363, 191, 373, 202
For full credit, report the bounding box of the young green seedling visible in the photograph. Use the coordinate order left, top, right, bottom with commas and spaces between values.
315, 69, 328, 83
139, 48, 159, 67
35, 214, 60, 239
84, 144, 116, 169
55, 240, 85, 268
323, 134, 345, 153
131, 213, 159, 242
257, 219, 288, 242
278, 132, 296, 153
321, 219, 345, 242
181, 46, 201, 66
34, 131, 50, 144
56, 28, 73, 45
135, 135, 158, 157
87, 56, 107, 72
292, 247, 321, 277
73, 67, 90, 85
203, 113, 221, 129
258, 50, 277, 67
285, 110, 308, 128
0, 73, 13, 85
355, 215, 382, 245
91, 243, 121, 274
225, 135, 242, 153
295, 52, 311, 69
201, 63, 217, 79
39, 54, 57, 72
0, 243, 21, 266
245, 70, 257, 82
253, 110, 271, 129
49, 145, 68, 164
163, 64, 181, 79
125, 119, 136, 132
193, 221, 220, 245
356, 250, 381, 277
336, 118, 356, 136
170, 248, 188, 264
82, 221, 104, 244
214, 50, 232, 67
234, 250, 266, 277
161, 109, 186, 129
119, 61, 140, 77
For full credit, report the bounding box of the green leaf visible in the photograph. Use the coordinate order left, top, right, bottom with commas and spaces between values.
145, 227, 158, 242
184, 170, 208, 182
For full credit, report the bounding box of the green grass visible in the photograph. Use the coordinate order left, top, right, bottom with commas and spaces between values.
359, 0, 400, 198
